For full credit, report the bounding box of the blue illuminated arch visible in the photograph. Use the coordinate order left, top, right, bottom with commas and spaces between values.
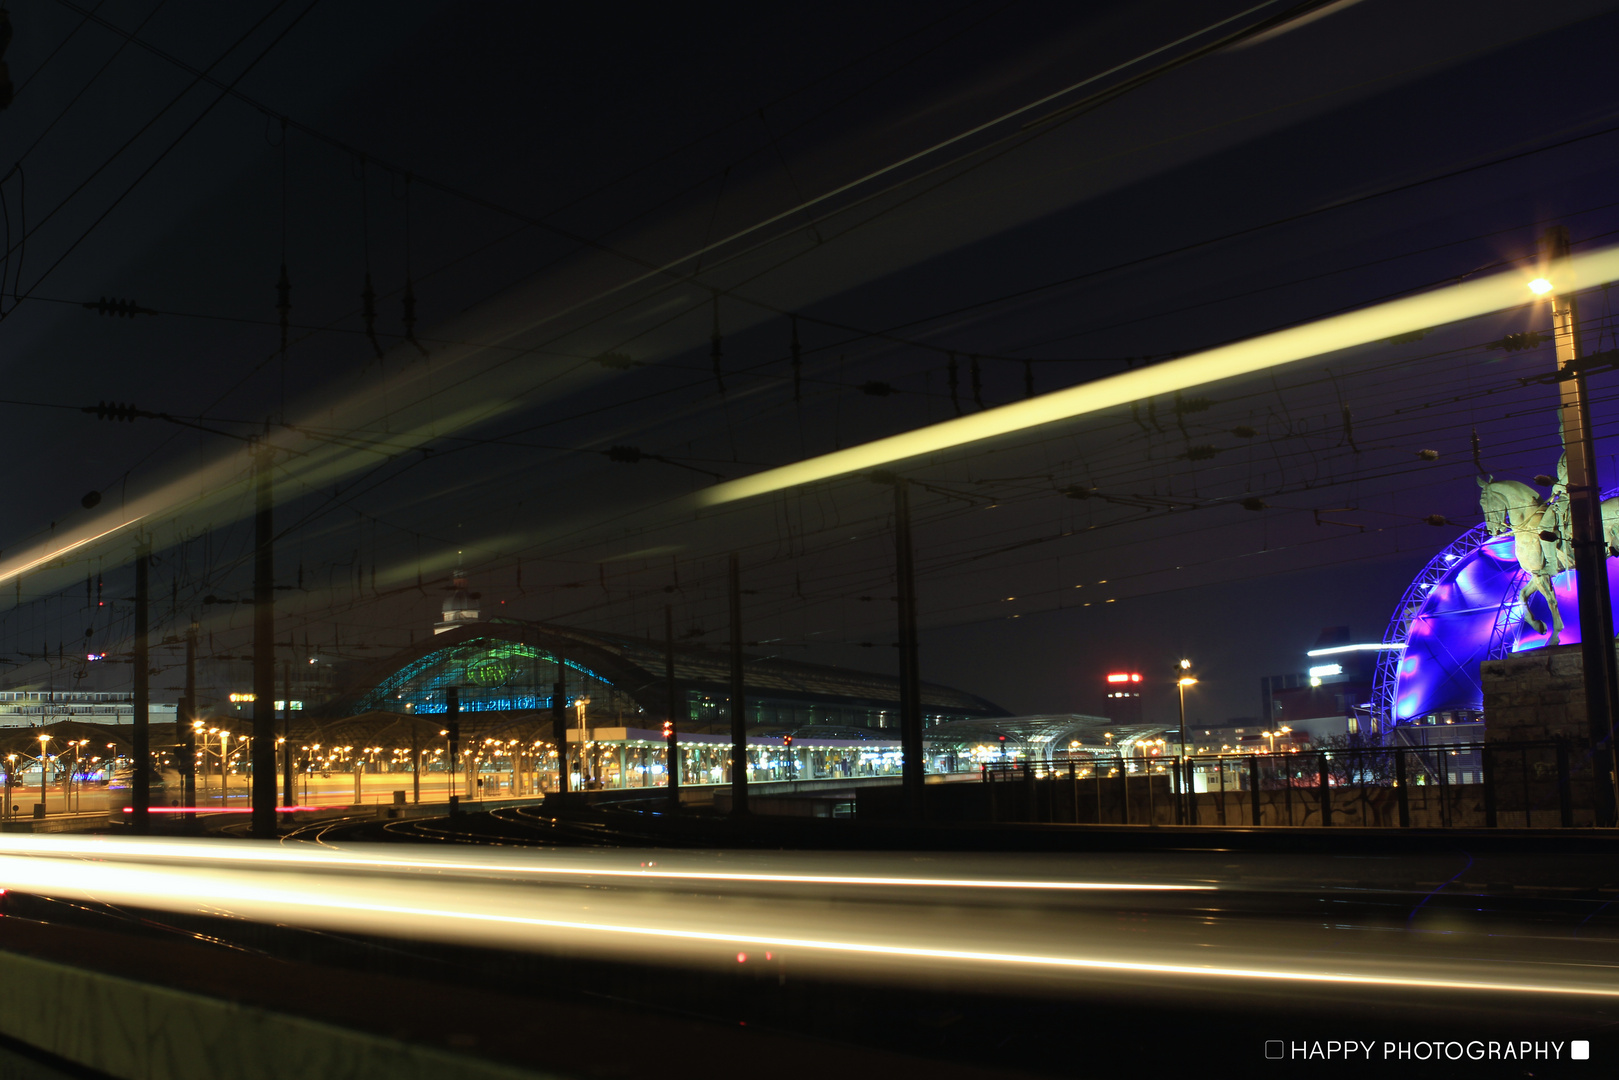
1371, 509, 1619, 738
353, 636, 613, 715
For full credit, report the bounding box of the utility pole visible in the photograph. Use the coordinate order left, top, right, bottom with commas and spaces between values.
183, 619, 197, 817
251, 441, 277, 838
551, 661, 569, 796
1547, 225, 1619, 827
282, 659, 294, 807
665, 604, 679, 810
446, 686, 460, 814
411, 723, 421, 804
131, 544, 150, 832
891, 477, 925, 819
729, 553, 747, 816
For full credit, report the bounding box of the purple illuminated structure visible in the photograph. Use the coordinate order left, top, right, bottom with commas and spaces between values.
1369, 517, 1619, 739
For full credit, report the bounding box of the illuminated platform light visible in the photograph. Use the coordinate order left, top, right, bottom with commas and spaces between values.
1528, 277, 1554, 295
1307, 663, 1343, 679
695, 248, 1619, 506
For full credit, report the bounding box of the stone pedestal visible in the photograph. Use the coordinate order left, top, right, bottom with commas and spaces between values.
1481, 643, 1603, 824
1480, 643, 1596, 744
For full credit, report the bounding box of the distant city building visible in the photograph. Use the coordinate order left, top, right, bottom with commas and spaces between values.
1103, 671, 1143, 725
0, 691, 177, 728
331, 619, 1007, 735
1259, 626, 1391, 742
434, 565, 481, 634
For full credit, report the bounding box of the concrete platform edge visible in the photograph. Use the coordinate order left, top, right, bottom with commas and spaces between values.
0, 947, 563, 1080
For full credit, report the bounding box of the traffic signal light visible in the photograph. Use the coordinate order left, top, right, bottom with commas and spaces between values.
661, 720, 673, 738
783, 735, 793, 747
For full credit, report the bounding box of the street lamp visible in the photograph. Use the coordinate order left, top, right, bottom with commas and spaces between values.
1175, 661, 1198, 814
1176, 662, 1197, 759
37, 734, 50, 816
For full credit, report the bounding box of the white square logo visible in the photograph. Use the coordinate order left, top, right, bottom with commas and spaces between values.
1571, 1041, 1590, 1060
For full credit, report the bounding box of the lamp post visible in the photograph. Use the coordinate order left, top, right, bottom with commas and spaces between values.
70, 740, 87, 813
219, 730, 232, 807
1176, 660, 1197, 817
440, 730, 451, 803
37, 734, 50, 816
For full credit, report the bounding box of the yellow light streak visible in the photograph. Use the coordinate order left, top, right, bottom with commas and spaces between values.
697, 245, 1619, 505
0, 852, 1610, 1000
0, 835, 1203, 891
0, 517, 143, 585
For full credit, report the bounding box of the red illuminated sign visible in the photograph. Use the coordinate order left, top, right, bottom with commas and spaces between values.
1106, 673, 1142, 683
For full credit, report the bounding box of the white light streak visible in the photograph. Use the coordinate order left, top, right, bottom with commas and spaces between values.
0, 850, 1610, 1000
0, 836, 1203, 892
1306, 643, 1404, 656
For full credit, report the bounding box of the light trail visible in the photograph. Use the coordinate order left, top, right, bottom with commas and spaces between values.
695, 244, 1619, 505
0, 850, 1613, 1000
0, 835, 1206, 891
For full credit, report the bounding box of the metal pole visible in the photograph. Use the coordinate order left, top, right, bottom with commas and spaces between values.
446, 686, 460, 814
892, 478, 925, 819
131, 544, 150, 831
251, 442, 277, 839
551, 662, 568, 796
1395, 747, 1410, 828
1482, 745, 1497, 828
1248, 754, 1261, 826
282, 659, 294, 807
1557, 738, 1574, 827
1318, 752, 1332, 827
1547, 225, 1619, 827
183, 620, 197, 816
411, 725, 420, 804
665, 605, 679, 810
1177, 683, 1189, 822
729, 553, 748, 816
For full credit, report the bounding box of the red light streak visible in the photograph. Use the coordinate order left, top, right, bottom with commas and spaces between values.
121, 806, 322, 814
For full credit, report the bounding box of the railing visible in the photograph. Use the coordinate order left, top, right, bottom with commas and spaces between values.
977, 741, 1584, 828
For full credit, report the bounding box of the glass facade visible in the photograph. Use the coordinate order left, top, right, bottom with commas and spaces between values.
354, 637, 641, 720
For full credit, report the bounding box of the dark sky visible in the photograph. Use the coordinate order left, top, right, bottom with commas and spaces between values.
3, 0, 1619, 721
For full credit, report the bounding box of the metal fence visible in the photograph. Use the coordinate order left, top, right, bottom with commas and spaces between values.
978, 741, 1583, 828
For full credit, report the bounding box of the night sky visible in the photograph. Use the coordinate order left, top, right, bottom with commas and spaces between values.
3, 0, 1619, 725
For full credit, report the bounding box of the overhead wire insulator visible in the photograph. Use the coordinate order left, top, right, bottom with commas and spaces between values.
361, 272, 383, 359
790, 315, 802, 404
86, 401, 140, 422
401, 174, 428, 357
710, 291, 725, 396
82, 297, 156, 318
402, 278, 427, 356
275, 263, 291, 355
970, 354, 984, 409
0, 9, 13, 112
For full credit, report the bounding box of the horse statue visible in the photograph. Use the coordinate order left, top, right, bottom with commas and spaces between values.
1478, 476, 1565, 645
1550, 452, 1619, 557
